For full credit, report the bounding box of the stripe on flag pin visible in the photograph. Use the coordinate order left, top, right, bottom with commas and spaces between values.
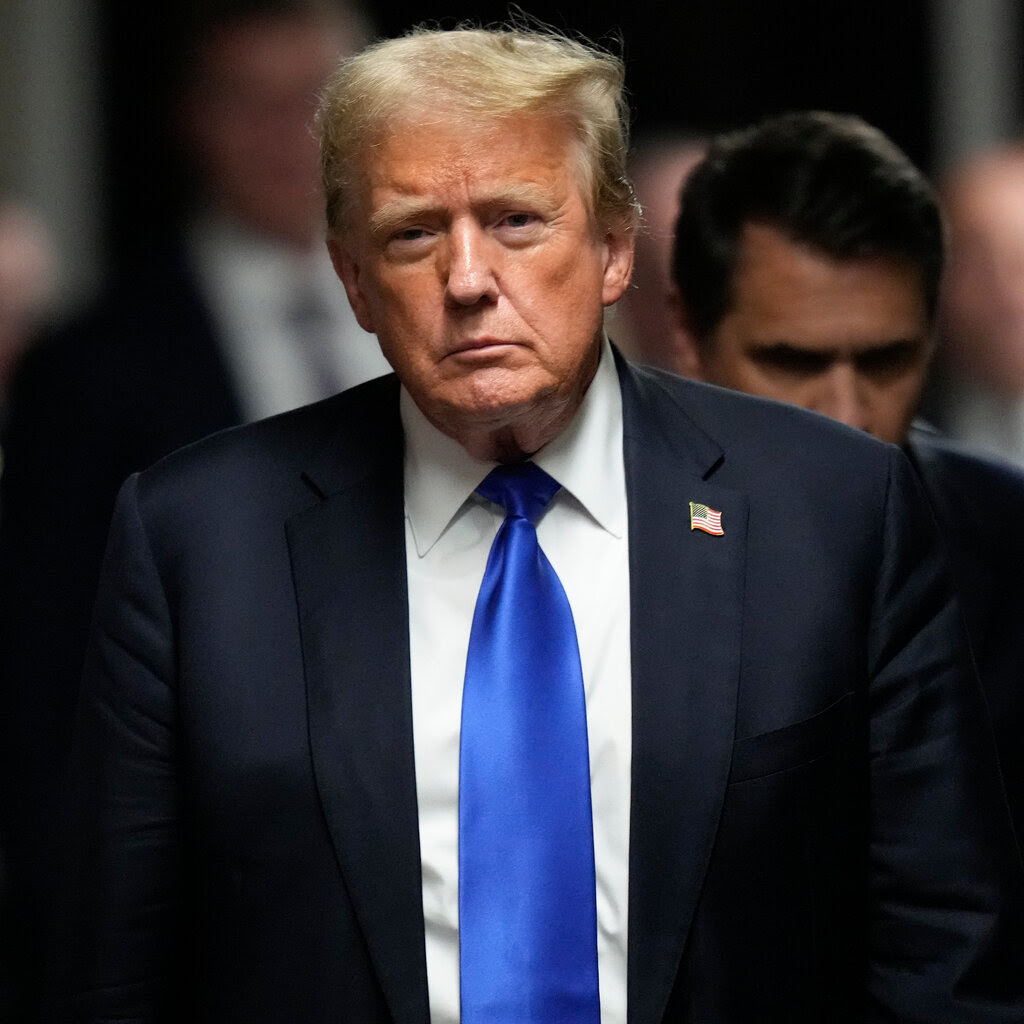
689, 501, 724, 536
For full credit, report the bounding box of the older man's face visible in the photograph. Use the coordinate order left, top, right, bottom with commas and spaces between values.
329, 110, 634, 460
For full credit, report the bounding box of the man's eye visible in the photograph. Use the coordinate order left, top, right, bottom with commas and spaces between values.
754, 346, 833, 376
855, 342, 919, 376
500, 212, 535, 229
394, 227, 428, 242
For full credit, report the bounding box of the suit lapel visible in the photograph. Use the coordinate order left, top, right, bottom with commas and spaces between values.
285, 378, 430, 1024
618, 360, 747, 1023
283, 362, 746, 1023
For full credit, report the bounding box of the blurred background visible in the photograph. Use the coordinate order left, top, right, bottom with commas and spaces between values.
1, 0, 1021, 315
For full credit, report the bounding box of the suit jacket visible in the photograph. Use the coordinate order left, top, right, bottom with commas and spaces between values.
907, 427, 1024, 847
0, 242, 242, 1019
0, 240, 241, 715
50, 356, 1024, 1022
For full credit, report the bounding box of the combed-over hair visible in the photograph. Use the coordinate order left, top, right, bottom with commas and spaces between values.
317, 25, 638, 235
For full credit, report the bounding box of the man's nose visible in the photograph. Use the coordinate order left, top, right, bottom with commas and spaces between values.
444, 222, 499, 306
817, 364, 871, 433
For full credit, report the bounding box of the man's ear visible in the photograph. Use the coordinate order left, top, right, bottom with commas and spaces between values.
601, 224, 636, 306
327, 238, 375, 334
667, 286, 707, 380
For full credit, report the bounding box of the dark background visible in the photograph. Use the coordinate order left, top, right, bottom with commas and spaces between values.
96, 0, 1008, 272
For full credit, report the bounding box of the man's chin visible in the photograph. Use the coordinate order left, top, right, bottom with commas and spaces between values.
434, 396, 541, 441
438, 367, 555, 418
415, 375, 573, 458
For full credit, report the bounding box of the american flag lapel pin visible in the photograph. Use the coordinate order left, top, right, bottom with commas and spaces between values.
689, 501, 724, 536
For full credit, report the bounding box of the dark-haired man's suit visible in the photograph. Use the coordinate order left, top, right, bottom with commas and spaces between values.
908, 426, 1024, 846
50, 356, 1024, 1022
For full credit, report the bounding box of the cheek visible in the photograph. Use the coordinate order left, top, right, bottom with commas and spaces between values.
875, 400, 914, 444
715, 352, 769, 394
882, 376, 925, 422
526, 247, 605, 308
371, 274, 437, 335
742, 363, 816, 407
881, 366, 927, 407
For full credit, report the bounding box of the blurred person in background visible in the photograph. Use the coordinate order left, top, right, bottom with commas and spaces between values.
669, 109, 1024, 850
0, 201, 56, 421
0, 198, 56, 1020
929, 143, 1024, 468
613, 134, 705, 369
0, 1, 378, 1018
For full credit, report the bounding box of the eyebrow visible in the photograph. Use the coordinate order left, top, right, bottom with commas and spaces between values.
751, 337, 924, 354
369, 198, 436, 240
368, 183, 559, 239
748, 338, 927, 373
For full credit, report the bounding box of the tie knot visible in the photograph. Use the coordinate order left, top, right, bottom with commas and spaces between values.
476, 461, 561, 524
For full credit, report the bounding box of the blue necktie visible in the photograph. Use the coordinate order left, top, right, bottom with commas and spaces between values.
459, 461, 600, 1024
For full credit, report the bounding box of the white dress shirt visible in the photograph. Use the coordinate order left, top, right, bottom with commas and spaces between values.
187, 214, 391, 421
404, 338, 632, 1023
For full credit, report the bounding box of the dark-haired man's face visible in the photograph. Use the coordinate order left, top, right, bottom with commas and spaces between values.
693, 222, 932, 445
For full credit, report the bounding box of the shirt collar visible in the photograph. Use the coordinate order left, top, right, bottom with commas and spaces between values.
403, 336, 626, 557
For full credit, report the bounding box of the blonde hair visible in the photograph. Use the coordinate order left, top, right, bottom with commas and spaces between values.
317, 25, 638, 234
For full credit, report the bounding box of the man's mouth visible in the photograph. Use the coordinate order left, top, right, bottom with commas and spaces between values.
448, 338, 519, 357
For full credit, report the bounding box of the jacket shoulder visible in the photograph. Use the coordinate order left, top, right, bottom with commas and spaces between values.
134, 373, 401, 515
620, 358, 896, 480
909, 427, 1024, 514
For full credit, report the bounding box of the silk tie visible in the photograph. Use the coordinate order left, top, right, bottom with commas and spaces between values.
459, 461, 600, 1023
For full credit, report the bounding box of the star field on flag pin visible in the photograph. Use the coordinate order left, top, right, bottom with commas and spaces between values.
689, 501, 724, 536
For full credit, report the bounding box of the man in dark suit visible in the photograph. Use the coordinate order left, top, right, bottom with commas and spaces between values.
669, 109, 1024, 849
50, 29, 1024, 1023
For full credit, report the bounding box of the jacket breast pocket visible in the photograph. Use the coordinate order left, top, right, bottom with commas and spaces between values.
727, 691, 859, 784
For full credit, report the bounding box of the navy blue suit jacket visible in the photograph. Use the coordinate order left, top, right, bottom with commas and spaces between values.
50, 356, 1024, 1022
908, 428, 1024, 848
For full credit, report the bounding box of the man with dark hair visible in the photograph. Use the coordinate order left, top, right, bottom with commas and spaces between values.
670, 108, 1024, 846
